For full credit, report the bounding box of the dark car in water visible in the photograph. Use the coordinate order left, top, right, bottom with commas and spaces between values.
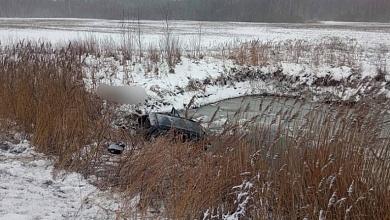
108, 108, 206, 154
137, 112, 206, 141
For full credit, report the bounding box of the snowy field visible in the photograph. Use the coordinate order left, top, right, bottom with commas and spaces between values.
1, 18, 390, 49
1, 18, 390, 219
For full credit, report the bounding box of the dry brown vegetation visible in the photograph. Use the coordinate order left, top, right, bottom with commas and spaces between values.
1, 40, 390, 219
0, 41, 117, 171
222, 37, 364, 68
90, 95, 390, 220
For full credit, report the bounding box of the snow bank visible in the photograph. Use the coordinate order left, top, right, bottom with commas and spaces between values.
0, 141, 119, 220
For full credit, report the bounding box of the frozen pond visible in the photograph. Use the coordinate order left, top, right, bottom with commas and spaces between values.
189, 95, 390, 139
185, 95, 325, 131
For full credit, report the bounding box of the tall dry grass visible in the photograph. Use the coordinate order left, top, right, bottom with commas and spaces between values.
0, 41, 116, 171
222, 37, 364, 69
93, 96, 390, 219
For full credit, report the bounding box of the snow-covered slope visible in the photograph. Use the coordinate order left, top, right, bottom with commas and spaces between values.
0, 141, 119, 220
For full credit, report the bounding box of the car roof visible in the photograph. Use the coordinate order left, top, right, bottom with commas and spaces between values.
150, 112, 205, 134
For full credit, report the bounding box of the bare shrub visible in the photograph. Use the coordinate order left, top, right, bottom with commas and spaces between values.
187, 22, 204, 60
160, 20, 181, 72
147, 43, 160, 63
373, 43, 389, 80
186, 78, 205, 92
120, 19, 135, 63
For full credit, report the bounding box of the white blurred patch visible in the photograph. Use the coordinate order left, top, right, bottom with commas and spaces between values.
96, 84, 147, 105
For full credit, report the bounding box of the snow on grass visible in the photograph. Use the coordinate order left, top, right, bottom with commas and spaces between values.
0, 141, 121, 220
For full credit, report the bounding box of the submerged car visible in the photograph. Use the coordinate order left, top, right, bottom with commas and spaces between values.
108, 108, 206, 154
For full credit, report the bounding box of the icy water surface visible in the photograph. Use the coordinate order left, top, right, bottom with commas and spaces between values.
186, 95, 326, 131
189, 95, 390, 139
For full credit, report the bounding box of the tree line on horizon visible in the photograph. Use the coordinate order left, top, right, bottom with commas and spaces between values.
1, 0, 389, 22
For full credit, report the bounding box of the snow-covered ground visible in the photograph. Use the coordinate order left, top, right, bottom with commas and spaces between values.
1, 18, 390, 219
0, 139, 135, 220
1, 18, 390, 48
